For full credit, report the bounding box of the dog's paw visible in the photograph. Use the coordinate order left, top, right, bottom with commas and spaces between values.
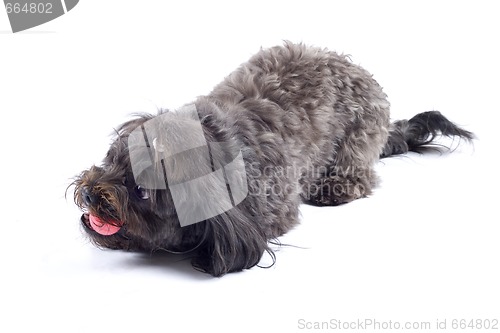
305, 175, 370, 206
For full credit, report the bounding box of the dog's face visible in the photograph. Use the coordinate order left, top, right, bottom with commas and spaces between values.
72, 116, 202, 253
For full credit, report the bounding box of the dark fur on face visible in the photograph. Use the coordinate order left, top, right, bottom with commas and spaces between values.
72, 42, 473, 276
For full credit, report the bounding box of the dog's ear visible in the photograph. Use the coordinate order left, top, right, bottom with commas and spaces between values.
192, 209, 274, 277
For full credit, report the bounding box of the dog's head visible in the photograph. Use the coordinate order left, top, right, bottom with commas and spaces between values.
72, 115, 193, 251
72, 103, 273, 276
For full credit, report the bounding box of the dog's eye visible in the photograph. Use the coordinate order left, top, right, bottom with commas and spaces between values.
134, 185, 150, 200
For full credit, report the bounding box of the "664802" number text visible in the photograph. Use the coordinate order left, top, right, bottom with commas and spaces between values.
5, 2, 53, 14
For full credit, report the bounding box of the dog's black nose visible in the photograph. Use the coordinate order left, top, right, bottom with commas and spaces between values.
82, 187, 98, 206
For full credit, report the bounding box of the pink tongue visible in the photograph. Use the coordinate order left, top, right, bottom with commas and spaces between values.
89, 214, 123, 236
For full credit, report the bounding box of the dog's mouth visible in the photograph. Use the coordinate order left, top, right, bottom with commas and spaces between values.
82, 213, 123, 236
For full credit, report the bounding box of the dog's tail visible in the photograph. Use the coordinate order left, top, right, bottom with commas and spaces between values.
380, 111, 474, 158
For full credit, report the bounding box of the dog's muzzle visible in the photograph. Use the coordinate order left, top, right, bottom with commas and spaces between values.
79, 186, 124, 236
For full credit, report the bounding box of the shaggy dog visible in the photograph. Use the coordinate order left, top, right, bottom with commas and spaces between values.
72, 42, 473, 276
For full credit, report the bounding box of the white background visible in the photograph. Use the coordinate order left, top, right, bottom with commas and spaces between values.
0, 1, 498, 332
